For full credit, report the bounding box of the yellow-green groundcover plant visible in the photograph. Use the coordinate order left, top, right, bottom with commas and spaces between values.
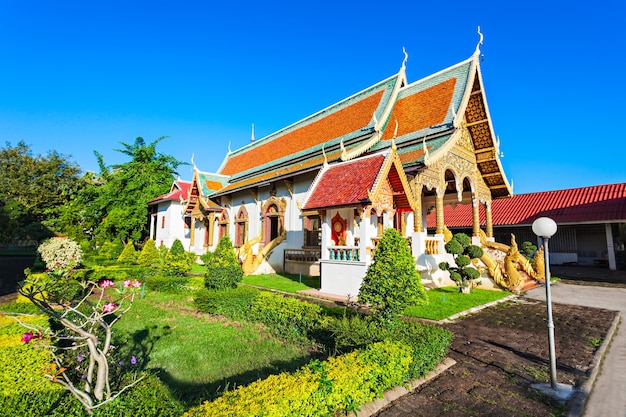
184, 340, 413, 417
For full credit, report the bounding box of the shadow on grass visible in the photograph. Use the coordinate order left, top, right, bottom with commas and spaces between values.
118, 324, 322, 409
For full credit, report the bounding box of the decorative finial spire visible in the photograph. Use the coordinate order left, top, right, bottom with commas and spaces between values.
391, 137, 397, 152
371, 111, 378, 129
422, 136, 430, 164
227, 141, 232, 154
401, 47, 408, 69
393, 119, 398, 138
322, 144, 328, 167
191, 153, 195, 167
250, 123, 255, 142
474, 26, 484, 57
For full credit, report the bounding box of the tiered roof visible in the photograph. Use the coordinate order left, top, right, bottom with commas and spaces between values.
210, 44, 511, 200
426, 183, 626, 227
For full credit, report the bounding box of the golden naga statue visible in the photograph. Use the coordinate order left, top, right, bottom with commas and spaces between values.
237, 231, 287, 275
478, 230, 545, 292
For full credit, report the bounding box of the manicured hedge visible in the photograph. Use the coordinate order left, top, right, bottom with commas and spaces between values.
183, 340, 413, 417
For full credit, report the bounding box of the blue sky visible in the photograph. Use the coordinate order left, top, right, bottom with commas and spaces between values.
1, 1, 624, 194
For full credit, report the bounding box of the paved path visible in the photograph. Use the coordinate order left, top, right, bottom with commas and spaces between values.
525, 283, 626, 417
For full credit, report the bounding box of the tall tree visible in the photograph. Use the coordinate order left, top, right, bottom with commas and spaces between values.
94, 137, 183, 243
0, 141, 81, 243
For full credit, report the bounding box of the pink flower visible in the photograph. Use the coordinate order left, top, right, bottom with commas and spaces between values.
123, 280, 131, 288
100, 280, 115, 289
130, 280, 141, 288
21, 331, 35, 343
102, 302, 117, 313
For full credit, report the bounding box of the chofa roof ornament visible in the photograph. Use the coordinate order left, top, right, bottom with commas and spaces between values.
474, 26, 484, 57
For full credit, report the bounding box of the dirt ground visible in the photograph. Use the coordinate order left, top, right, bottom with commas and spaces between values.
375, 295, 618, 417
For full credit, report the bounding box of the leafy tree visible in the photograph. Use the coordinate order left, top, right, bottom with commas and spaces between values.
520, 241, 538, 260
94, 137, 184, 243
438, 233, 484, 292
205, 236, 243, 290
358, 228, 426, 319
137, 239, 161, 266
0, 141, 80, 243
118, 240, 138, 264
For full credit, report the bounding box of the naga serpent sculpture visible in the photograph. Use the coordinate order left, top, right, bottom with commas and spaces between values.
477, 229, 545, 292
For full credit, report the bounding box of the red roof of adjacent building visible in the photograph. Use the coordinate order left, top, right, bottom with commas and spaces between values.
427, 183, 626, 228
149, 179, 191, 204
303, 154, 386, 210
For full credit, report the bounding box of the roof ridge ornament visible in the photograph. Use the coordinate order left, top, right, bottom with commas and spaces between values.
401, 47, 408, 70
422, 136, 430, 164
322, 144, 328, 167
340, 139, 347, 160
474, 26, 484, 57
250, 123, 255, 142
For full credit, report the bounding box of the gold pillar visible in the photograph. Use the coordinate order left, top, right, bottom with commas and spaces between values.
190, 217, 196, 247
435, 193, 444, 235
472, 199, 480, 237
413, 184, 423, 232
485, 201, 493, 238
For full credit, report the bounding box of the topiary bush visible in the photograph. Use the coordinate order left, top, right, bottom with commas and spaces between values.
162, 239, 194, 276
117, 240, 138, 264
99, 240, 125, 261
37, 237, 83, 271
438, 232, 484, 292
137, 239, 161, 266
204, 236, 242, 290
144, 273, 189, 293
358, 228, 426, 319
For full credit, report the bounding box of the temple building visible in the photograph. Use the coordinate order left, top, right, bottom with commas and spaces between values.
153, 33, 545, 297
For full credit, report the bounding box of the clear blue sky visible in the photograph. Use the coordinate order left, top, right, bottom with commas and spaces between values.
1, 1, 624, 194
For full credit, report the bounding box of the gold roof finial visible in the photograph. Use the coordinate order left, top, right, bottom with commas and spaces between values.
322, 144, 328, 167
250, 123, 255, 142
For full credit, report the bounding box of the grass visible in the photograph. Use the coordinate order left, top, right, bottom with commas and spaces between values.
242, 273, 320, 293
403, 287, 512, 320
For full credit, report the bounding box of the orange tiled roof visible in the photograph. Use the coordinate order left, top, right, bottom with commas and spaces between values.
220, 91, 384, 176
381, 78, 457, 140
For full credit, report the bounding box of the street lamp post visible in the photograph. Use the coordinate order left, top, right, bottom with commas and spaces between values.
531, 217, 573, 400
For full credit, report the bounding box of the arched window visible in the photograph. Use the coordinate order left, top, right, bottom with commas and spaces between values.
261, 196, 286, 245
218, 210, 229, 241
235, 205, 249, 247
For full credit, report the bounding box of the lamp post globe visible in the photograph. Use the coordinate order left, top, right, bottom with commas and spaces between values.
532, 217, 557, 239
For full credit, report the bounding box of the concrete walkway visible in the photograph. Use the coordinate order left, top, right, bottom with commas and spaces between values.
525, 283, 626, 417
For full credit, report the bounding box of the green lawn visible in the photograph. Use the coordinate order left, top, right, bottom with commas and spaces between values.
242, 273, 320, 293
112, 290, 311, 405
403, 286, 512, 321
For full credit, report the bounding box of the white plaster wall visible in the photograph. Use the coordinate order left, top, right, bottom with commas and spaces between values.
320, 261, 367, 300
153, 201, 190, 249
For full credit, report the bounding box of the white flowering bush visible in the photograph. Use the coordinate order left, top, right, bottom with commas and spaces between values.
37, 237, 83, 272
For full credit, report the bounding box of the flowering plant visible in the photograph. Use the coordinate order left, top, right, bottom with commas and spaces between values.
16, 273, 144, 414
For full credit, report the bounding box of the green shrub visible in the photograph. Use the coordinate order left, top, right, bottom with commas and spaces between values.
117, 240, 138, 264
199, 249, 212, 265
170, 239, 185, 256
144, 273, 189, 293
183, 340, 413, 417
359, 228, 426, 319
204, 236, 242, 290
137, 239, 161, 266
99, 240, 124, 261
194, 286, 258, 320
0, 372, 184, 417
322, 315, 452, 379
162, 251, 195, 277
248, 291, 323, 342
